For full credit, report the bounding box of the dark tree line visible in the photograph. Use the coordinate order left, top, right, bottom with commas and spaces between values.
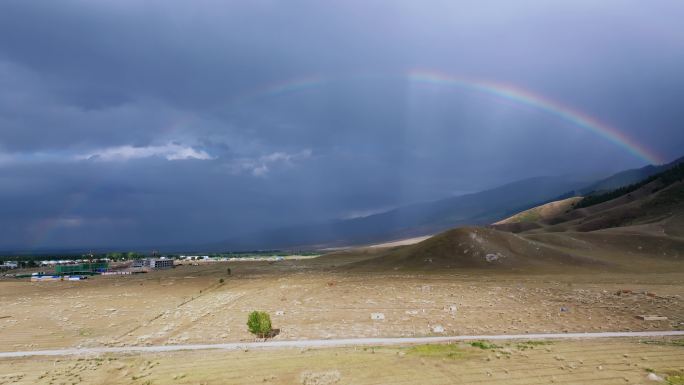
576, 162, 684, 209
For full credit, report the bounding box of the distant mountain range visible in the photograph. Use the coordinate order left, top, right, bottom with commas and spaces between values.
345, 163, 684, 272
215, 156, 684, 251
214, 176, 587, 250
9, 157, 682, 255
578, 155, 684, 195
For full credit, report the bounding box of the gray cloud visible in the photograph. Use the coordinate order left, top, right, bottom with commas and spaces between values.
0, 0, 683, 249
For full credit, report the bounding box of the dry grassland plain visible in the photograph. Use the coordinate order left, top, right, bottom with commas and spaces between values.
1, 256, 683, 384
1, 338, 684, 385
1, 259, 683, 350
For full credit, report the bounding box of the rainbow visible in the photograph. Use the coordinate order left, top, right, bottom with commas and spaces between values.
261, 76, 327, 98
408, 69, 664, 165
229, 75, 327, 105
28, 192, 88, 249
225, 71, 664, 164
26, 72, 667, 249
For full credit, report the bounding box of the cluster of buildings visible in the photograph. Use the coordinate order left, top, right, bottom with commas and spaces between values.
55, 262, 109, 275
225, 255, 285, 262
0, 261, 18, 270
132, 257, 175, 269
39, 258, 112, 267
180, 255, 211, 261
30, 274, 87, 282
2, 255, 178, 282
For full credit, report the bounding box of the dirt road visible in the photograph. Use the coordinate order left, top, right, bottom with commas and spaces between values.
2, 330, 683, 358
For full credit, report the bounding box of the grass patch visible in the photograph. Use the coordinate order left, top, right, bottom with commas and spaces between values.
515, 340, 552, 350
517, 210, 541, 223
469, 341, 502, 350
650, 370, 684, 384
406, 344, 465, 359
641, 339, 684, 347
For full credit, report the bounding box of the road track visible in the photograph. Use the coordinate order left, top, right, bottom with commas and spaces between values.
2, 330, 683, 358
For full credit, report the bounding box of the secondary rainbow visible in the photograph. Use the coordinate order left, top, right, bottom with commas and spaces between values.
408, 70, 664, 165
24, 72, 667, 249
229, 75, 327, 105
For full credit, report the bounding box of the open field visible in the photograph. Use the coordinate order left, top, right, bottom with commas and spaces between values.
2, 217, 683, 385
1, 337, 684, 384
1, 258, 683, 353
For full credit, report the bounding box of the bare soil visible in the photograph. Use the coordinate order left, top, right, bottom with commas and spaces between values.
1, 338, 683, 385
1, 260, 682, 353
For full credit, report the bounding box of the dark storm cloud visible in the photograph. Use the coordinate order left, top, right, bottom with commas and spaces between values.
1, 0, 683, 249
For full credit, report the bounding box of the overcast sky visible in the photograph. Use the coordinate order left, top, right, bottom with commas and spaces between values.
1, 0, 683, 250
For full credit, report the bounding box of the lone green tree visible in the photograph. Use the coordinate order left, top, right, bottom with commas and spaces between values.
247, 311, 272, 338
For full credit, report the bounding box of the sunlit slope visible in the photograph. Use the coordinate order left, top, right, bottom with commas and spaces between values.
492, 197, 582, 232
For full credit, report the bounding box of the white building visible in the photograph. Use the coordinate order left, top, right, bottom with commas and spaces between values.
0, 261, 18, 270
149, 258, 174, 269
131, 259, 148, 268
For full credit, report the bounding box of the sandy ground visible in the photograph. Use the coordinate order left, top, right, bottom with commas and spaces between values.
1, 261, 683, 353
1, 338, 683, 384
368, 235, 433, 248
3, 331, 684, 358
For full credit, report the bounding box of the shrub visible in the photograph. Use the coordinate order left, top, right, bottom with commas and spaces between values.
407, 344, 464, 359
470, 341, 501, 350
247, 311, 272, 338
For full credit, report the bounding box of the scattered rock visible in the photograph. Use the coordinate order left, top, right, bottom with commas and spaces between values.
485, 253, 505, 262
300, 370, 341, 385
646, 372, 665, 382
370, 313, 385, 320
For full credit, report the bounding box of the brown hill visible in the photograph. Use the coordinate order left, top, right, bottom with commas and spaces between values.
348, 226, 611, 271
490, 176, 684, 236
526, 180, 684, 234
342, 176, 684, 273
